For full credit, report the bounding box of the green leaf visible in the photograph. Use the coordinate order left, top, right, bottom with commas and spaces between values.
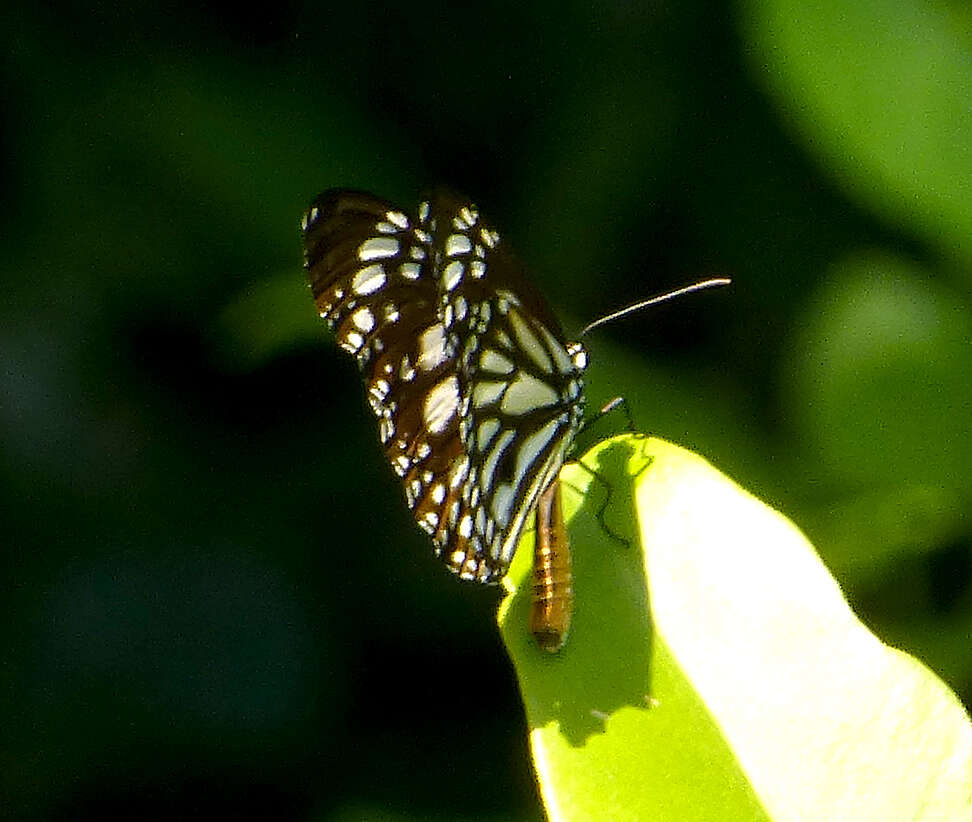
740, 0, 972, 268
779, 251, 972, 585
783, 252, 972, 490
499, 435, 972, 821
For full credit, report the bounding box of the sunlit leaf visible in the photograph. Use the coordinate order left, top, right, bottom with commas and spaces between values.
500, 435, 972, 821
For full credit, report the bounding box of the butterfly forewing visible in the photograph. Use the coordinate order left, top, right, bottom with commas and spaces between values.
303, 191, 474, 572
302, 189, 586, 585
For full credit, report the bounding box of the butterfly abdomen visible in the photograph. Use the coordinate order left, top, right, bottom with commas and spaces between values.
529, 480, 573, 652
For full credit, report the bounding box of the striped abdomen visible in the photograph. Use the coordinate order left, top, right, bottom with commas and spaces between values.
529, 480, 573, 652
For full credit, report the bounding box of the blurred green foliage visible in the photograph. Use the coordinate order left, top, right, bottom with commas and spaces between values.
1, 1, 968, 819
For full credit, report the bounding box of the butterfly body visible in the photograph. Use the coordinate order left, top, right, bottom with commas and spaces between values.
302, 189, 586, 587
530, 480, 573, 652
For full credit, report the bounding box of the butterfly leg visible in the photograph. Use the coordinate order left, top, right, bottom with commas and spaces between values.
579, 395, 636, 437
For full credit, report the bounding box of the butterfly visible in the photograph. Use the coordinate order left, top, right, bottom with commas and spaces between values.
302, 189, 585, 649
301, 188, 730, 651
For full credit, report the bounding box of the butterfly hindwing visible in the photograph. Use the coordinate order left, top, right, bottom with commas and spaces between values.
422, 192, 587, 573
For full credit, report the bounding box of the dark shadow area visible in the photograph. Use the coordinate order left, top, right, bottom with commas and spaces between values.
511, 439, 657, 747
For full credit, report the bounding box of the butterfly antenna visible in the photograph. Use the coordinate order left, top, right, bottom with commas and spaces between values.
580, 278, 731, 337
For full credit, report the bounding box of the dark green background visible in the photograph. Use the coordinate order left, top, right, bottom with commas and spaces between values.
3, 1, 969, 819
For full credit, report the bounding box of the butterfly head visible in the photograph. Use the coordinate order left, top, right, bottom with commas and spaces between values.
566, 341, 588, 372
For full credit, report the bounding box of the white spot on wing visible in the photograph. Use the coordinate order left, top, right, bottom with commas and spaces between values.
352, 264, 386, 295
477, 418, 500, 452
393, 454, 411, 476
341, 331, 364, 353
445, 234, 472, 257
416, 324, 450, 372
422, 375, 459, 434
370, 378, 390, 402
358, 237, 400, 261
352, 306, 375, 332
442, 261, 464, 291
491, 483, 513, 527
399, 262, 421, 280
500, 372, 560, 415
450, 455, 469, 489
386, 210, 409, 229
472, 380, 507, 409
480, 348, 515, 375
400, 354, 416, 382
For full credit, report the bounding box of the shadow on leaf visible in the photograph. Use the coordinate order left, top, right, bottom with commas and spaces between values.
502, 436, 657, 747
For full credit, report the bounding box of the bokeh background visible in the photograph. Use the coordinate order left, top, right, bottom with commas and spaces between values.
2, 1, 970, 819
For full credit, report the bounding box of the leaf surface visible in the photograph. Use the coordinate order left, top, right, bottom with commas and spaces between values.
500, 435, 972, 821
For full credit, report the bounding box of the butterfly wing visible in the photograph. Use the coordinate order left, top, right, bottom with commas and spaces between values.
302, 189, 586, 583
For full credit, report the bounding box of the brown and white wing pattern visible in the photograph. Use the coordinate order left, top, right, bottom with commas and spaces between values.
302, 189, 586, 583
